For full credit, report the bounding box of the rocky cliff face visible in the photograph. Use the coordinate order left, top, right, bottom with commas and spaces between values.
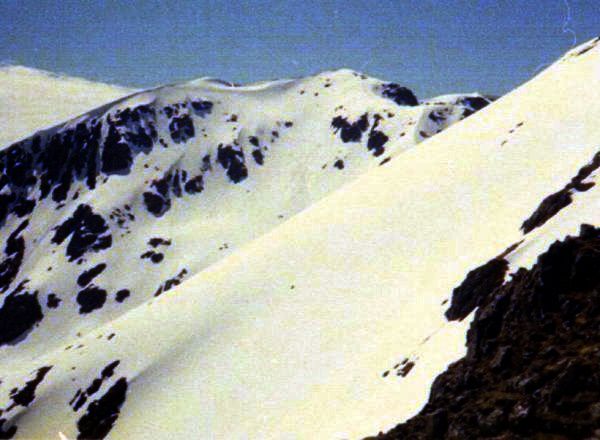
368, 223, 600, 439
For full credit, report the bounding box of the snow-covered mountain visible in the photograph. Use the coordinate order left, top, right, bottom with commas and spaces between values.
0, 68, 489, 372
1, 36, 598, 440
0, 66, 133, 147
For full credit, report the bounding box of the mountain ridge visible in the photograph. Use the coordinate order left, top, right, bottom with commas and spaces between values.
0, 67, 491, 372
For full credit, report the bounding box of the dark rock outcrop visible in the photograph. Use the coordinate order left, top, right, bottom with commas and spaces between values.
368, 224, 600, 439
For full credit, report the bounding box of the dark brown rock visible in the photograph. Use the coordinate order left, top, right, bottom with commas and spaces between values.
366, 224, 600, 439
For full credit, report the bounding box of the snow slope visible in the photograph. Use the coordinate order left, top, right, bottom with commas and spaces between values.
4, 38, 595, 439
0, 66, 133, 147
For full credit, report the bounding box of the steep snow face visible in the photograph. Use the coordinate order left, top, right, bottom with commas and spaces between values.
0, 68, 487, 374
374, 37, 600, 440
0, 66, 133, 147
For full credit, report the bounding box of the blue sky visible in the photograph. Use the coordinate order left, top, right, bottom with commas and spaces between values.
1, 0, 598, 98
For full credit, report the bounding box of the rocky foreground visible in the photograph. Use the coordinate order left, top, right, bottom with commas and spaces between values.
368, 223, 600, 439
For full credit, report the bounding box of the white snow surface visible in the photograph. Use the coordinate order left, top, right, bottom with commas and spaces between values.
0, 65, 133, 147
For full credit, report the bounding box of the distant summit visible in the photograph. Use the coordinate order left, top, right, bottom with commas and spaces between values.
0, 65, 133, 146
